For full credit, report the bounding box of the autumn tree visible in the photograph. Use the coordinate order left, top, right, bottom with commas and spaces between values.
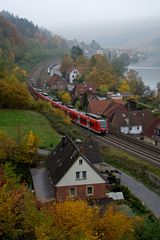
75, 55, 90, 68
0, 180, 27, 239
95, 205, 135, 240
50, 200, 96, 240
60, 92, 71, 105
118, 79, 130, 93
60, 53, 73, 74
127, 69, 145, 96
98, 84, 108, 93
85, 55, 117, 90
23, 130, 39, 154
0, 80, 34, 109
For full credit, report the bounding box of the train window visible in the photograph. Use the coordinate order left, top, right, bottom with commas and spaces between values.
80, 117, 87, 124
100, 120, 107, 128
90, 122, 94, 128
69, 112, 77, 120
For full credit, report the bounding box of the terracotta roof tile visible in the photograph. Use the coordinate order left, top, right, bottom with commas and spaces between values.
144, 116, 160, 138
88, 99, 126, 119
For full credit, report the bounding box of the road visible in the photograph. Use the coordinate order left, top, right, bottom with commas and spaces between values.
121, 172, 160, 218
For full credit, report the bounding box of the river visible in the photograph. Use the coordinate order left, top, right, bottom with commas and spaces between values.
127, 56, 160, 89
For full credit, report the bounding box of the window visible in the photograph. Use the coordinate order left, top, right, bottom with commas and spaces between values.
156, 128, 160, 136
76, 171, 87, 180
79, 159, 83, 165
90, 122, 94, 128
86, 186, 93, 195
69, 187, 76, 196
82, 171, 87, 179
80, 117, 87, 124
76, 171, 80, 179
129, 127, 132, 130
137, 126, 139, 130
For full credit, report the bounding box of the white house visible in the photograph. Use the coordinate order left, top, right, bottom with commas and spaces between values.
112, 111, 142, 135
68, 68, 80, 84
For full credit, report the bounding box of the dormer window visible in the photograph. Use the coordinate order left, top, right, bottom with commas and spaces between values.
79, 159, 83, 165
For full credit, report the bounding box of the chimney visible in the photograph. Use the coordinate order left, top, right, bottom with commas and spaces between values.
79, 144, 85, 155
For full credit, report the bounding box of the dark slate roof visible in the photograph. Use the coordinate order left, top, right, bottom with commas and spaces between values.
46, 136, 80, 185
75, 140, 103, 164
46, 136, 107, 185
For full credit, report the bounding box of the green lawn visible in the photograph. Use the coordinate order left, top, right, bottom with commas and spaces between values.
0, 109, 60, 149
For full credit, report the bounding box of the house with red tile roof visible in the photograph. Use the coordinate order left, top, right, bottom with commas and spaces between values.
111, 111, 143, 135
142, 113, 160, 146
71, 83, 97, 103
88, 99, 127, 122
46, 75, 67, 92
111, 109, 160, 144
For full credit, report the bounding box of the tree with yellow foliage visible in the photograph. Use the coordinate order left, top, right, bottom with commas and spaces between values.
50, 200, 97, 240
118, 79, 130, 93
60, 53, 73, 74
95, 205, 135, 240
26, 130, 39, 154
61, 92, 71, 105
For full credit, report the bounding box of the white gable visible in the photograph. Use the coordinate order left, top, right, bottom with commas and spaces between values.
56, 156, 105, 187
69, 69, 80, 84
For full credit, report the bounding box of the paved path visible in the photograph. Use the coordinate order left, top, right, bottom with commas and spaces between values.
31, 167, 54, 202
121, 172, 160, 218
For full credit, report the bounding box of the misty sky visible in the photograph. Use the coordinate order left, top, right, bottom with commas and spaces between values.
1, 0, 160, 46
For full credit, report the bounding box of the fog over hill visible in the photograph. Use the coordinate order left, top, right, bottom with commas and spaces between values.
54, 18, 160, 49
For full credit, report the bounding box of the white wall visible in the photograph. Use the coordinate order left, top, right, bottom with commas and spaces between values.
69, 69, 79, 84
56, 156, 105, 187
120, 125, 142, 134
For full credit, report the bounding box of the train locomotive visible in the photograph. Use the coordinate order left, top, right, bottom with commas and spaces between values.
29, 80, 108, 134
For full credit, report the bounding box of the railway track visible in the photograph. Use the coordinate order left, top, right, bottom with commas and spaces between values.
79, 127, 160, 167
97, 133, 160, 167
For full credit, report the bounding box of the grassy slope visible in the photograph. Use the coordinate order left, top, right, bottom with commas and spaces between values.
0, 109, 60, 149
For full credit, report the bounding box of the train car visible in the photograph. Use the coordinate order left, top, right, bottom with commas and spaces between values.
29, 82, 108, 134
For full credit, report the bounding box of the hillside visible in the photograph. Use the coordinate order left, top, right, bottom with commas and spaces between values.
0, 11, 68, 72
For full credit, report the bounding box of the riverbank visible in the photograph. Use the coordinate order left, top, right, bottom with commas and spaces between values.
127, 55, 160, 89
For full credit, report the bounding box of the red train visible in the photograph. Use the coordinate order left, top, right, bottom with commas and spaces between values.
29, 81, 108, 134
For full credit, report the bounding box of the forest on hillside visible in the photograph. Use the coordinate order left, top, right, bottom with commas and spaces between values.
0, 11, 68, 73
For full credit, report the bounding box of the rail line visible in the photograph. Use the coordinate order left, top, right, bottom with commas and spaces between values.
97, 133, 160, 167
